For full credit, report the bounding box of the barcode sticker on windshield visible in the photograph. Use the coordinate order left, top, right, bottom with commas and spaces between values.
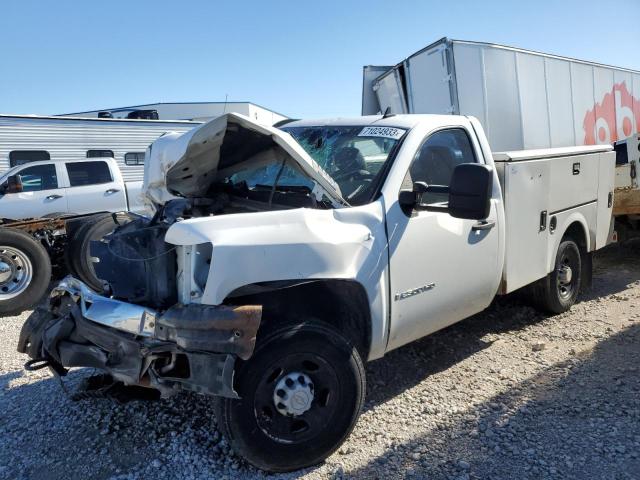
358, 126, 406, 140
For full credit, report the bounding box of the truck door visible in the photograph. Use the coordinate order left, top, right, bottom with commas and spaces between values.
385, 127, 501, 351
63, 160, 127, 214
0, 163, 69, 218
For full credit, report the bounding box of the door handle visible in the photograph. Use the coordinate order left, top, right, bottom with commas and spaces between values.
472, 220, 495, 231
105, 188, 120, 195
45, 194, 63, 200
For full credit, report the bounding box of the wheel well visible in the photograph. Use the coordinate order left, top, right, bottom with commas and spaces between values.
225, 280, 372, 361
562, 221, 588, 252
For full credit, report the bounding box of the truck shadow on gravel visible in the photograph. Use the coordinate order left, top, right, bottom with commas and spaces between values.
363, 243, 640, 413
352, 323, 640, 480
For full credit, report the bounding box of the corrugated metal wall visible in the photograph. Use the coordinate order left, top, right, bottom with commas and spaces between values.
0, 117, 198, 181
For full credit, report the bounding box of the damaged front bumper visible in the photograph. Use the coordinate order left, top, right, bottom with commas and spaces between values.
17, 277, 261, 399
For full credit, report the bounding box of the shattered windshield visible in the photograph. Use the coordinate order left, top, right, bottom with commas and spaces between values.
281, 125, 405, 205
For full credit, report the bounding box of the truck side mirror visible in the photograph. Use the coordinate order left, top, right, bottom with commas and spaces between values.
4, 175, 23, 194
448, 163, 493, 220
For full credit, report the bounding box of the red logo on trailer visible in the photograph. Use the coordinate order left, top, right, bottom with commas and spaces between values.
584, 82, 640, 145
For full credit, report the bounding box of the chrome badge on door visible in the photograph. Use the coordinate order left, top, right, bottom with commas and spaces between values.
394, 283, 435, 301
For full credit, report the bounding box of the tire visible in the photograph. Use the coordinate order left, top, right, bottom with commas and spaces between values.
529, 239, 582, 314
214, 322, 366, 472
66, 213, 132, 291
64, 214, 109, 281
0, 228, 52, 316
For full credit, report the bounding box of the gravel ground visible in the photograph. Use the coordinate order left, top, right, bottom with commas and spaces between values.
1, 244, 640, 480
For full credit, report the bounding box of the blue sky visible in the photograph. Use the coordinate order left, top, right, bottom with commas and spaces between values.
1, 0, 638, 119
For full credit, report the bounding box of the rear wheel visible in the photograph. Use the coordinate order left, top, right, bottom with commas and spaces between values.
214, 322, 366, 472
0, 228, 51, 316
529, 239, 582, 313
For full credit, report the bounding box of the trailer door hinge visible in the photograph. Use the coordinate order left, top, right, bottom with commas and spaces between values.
608, 192, 613, 208
539, 211, 548, 231
442, 74, 452, 83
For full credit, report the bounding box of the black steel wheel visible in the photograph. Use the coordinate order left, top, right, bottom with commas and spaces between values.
529, 239, 582, 314
214, 322, 365, 472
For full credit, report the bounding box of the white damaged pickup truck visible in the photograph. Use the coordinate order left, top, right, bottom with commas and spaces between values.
18, 112, 615, 472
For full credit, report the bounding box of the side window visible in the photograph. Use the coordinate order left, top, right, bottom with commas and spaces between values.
66, 161, 113, 187
124, 152, 145, 165
16, 164, 58, 192
86, 149, 114, 158
404, 128, 477, 205
9, 150, 50, 167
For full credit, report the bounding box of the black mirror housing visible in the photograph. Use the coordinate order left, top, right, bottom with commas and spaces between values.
448, 163, 493, 220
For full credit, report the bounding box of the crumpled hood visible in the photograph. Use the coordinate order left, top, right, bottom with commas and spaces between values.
142, 113, 345, 207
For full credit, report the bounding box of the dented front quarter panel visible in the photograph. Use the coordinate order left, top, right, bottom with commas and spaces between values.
165, 200, 391, 360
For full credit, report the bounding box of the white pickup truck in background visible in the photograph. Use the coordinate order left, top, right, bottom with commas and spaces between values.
19, 113, 615, 473
0, 157, 147, 220
0, 157, 149, 316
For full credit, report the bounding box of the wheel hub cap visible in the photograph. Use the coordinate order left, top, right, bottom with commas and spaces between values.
0, 246, 33, 299
273, 372, 314, 416
0, 261, 11, 283
558, 265, 573, 284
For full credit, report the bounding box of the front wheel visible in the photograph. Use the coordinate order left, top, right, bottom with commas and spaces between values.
214, 322, 366, 472
529, 239, 582, 314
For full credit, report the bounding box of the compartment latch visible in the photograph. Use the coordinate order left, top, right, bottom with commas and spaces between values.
572, 162, 581, 175
539, 210, 548, 231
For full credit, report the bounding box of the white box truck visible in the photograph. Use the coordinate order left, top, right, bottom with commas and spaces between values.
19, 112, 615, 472
362, 37, 640, 238
362, 38, 640, 151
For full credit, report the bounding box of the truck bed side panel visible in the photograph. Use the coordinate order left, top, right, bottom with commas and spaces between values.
498, 149, 614, 293
499, 159, 550, 293
597, 152, 616, 249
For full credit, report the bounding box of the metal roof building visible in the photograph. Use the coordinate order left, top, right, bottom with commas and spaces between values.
58, 101, 288, 125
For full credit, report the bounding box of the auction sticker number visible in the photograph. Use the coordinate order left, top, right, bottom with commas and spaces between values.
358, 126, 406, 140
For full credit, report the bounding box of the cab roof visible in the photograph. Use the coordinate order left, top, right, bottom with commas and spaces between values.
282, 114, 461, 130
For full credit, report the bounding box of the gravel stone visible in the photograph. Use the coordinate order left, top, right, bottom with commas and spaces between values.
531, 341, 546, 352
1, 244, 640, 479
